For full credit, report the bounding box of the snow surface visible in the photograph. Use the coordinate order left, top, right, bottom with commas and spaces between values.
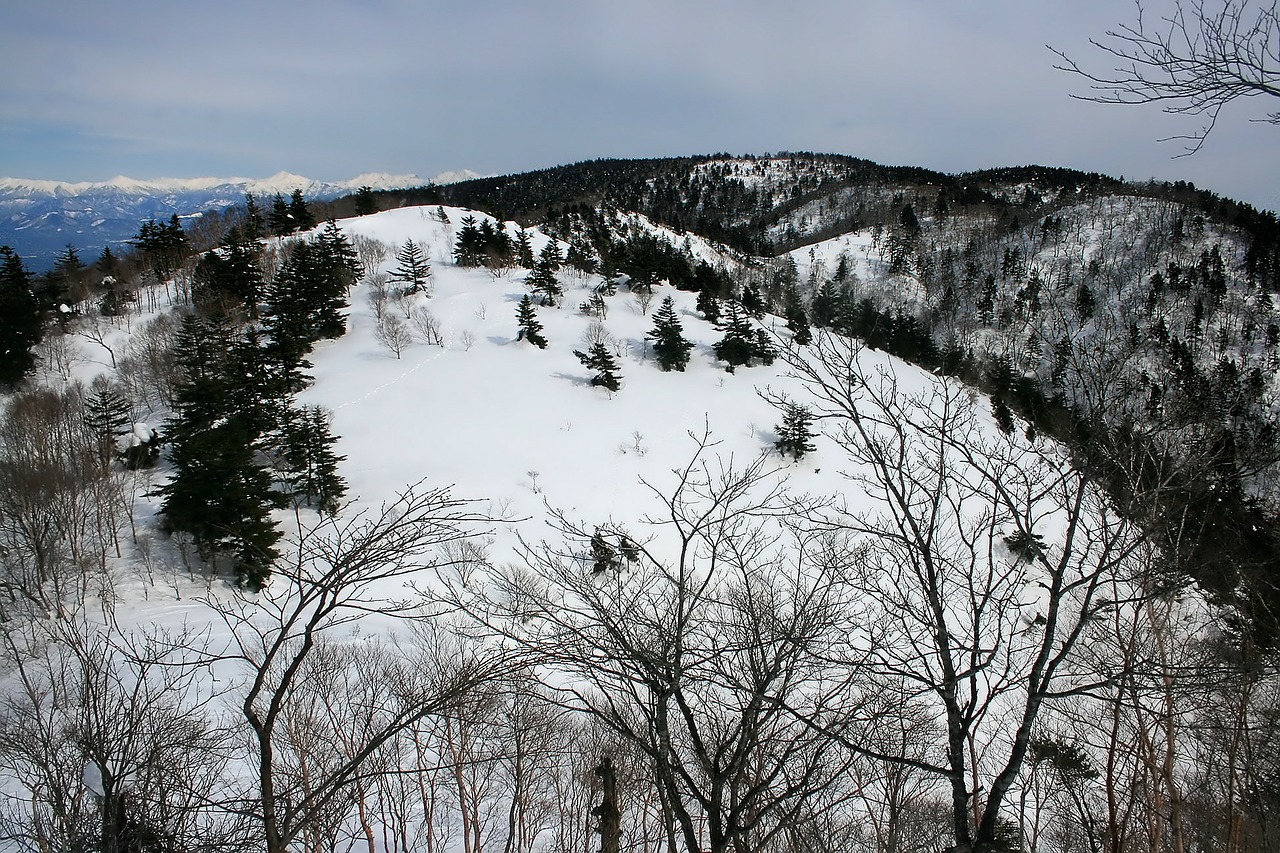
298, 205, 841, 543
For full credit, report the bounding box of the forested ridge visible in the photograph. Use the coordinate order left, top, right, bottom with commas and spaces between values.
419, 153, 1280, 644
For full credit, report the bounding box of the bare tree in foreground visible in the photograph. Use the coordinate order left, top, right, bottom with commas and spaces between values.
0, 618, 239, 853
456, 433, 865, 853
1053, 0, 1280, 153
203, 483, 516, 853
777, 331, 1151, 853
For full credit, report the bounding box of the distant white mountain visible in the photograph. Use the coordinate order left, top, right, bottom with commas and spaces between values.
0, 170, 475, 269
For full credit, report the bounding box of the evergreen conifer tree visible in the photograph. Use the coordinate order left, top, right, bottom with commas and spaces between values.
130, 217, 187, 279
278, 405, 347, 515
538, 239, 562, 272
95, 245, 121, 280
712, 300, 757, 372
565, 240, 596, 273
515, 294, 548, 348
288, 189, 315, 231
696, 287, 721, 324
741, 281, 765, 317
648, 295, 694, 371
775, 403, 817, 461
268, 193, 293, 236
159, 315, 284, 589
453, 216, 485, 266
0, 246, 42, 388
52, 243, 86, 300
810, 280, 840, 329
574, 342, 622, 391
389, 239, 431, 294
353, 185, 377, 217
242, 193, 265, 241
83, 381, 132, 464
515, 228, 535, 268
526, 248, 563, 306
783, 282, 813, 345
194, 236, 264, 315
753, 328, 777, 366
590, 529, 619, 574
260, 240, 353, 391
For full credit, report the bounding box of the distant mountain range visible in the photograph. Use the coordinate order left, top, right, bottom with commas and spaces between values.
0, 170, 479, 270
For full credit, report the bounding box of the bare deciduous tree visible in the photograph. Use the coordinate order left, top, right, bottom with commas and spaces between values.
1053, 0, 1280, 153
374, 313, 413, 359
0, 618, 239, 853
457, 433, 863, 853
777, 331, 1151, 853
202, 483, 514, 853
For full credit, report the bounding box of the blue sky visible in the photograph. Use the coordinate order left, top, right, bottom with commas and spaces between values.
3, 0, 1277, 212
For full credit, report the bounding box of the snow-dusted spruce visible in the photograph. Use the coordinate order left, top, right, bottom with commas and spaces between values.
647, 294, 694, 371
526, 240, 564, 306
388, 238, 431, 295
0, 246, 43, 388
713, 299, 774, 372
773, 401, 816, 461
573, 341, 622, 391
515, 293, 548, 348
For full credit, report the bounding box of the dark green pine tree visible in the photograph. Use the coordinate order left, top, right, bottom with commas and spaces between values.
453, 216, 485, 266
783, 282, 812, 345
752, 328, 777, 366
95, 245, 121, 279
832, 254, 850, 282
810, 279, 840, 329
565, 240, 596, 273
538, 238, 562, 272
318, 223, 361, 270
741, 281, 765, 318
775, 403, 817, 461
526, 246, 563, 306
514, 228, 535, 268
288, 189, 315, 231
696, 287, 721, 324
130, 216, 187, 279
515, 294, 548, 348
353, 185, 377, 217
712, 300, 757, 372
52, 243, 87, 302
389, 239, 431, 294
159, 315, 284, 589
992, 397, 1016, 436
590, 529, 619, 574
277, 405, 347, 516
242, 193, 265, 241
299, 238, 353, 340
83, 380, 132, 464
0, 246, 43, 388
315, 219, 363, 295
574, 342, 622, 392
267, 193, 293, 236
259, 239, 353, 392
193, 235, 264, 315
648, 295, 694, 371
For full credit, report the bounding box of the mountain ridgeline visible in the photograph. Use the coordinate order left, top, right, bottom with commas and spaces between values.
389, 152, 1280, 644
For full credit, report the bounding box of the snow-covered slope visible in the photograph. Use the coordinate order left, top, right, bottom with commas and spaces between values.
5, 200, 1228, 853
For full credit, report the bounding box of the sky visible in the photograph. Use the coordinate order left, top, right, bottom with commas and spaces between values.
2, 0, 1277, 213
